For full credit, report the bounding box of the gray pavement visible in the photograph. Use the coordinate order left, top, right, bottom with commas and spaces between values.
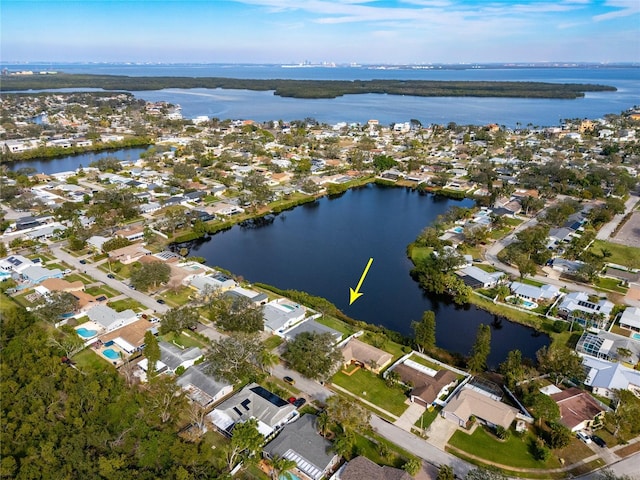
596, 193, 639, 241
50, 244, 169, 315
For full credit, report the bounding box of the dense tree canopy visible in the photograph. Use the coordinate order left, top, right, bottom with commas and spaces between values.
130, 261, 171, 291
282, 331, 342, 380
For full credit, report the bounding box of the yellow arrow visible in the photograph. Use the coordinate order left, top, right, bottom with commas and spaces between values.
349, 257, 374, 305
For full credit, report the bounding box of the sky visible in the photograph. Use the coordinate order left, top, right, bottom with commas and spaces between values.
1, 0, 639, 64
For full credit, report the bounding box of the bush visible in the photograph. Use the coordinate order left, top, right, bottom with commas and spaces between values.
531, 438, 550, 461
552, 320, 568, 333
495, 425, 511, 440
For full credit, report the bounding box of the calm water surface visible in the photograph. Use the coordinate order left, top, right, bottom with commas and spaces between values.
188, 184, 549, 366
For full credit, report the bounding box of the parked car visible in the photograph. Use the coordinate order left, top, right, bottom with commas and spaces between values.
288, 397, 296, 404
577, 431, 592, 444
283, 376, 295, 385
591, 435, 607, 448
293, 398, 306, 408
106, 273, 115, 279
79, 259, 87, 264
156, 298, 166, 304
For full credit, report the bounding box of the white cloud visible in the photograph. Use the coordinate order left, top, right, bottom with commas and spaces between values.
594, 0, 640, 21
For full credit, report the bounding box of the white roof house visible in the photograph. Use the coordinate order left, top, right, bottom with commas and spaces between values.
458, 266, 505, 289
20, 265, 64, 284
558, 292, 614, 330
87, 305, 138, 333
189, 273, 237, 293
0, 255, 34, 274
619, 307, 640, 332
510, 281, 560, 301
582, 356, 640, 399
208, 383, 298, 437
176, 363, 233, 406
263, 299, 306, 334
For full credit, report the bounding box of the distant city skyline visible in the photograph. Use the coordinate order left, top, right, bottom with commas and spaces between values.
2, 1, 639, 64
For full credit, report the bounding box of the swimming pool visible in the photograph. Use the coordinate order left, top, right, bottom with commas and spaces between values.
521, 300, 537, 308
632, 333, 640, 341
451, 226, 464, 234
103, 349, 120, 360
280, 473, 301, 480
76, 327, 98, 338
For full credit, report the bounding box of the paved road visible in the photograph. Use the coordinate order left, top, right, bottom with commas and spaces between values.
370, 415, 473, 478
271, 362, 333, 403
576, 451, 640, 480
50, 244, 169, 315
596, 193, 639, 241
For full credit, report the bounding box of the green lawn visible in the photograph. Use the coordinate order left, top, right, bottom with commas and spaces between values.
85, 286, 115, 298
74, 349, 114, 372
594, 277, 628, 294
160, 331, 208, 349
409, 245, 433, 264
263, 335, 284, 350
350, 432, 406, 468
448, 426, 561, 469
161, 287, 194, 306
12, 292, 38, 309
407, 354, 442, 371
504, 217, 524, 227
359, 331, 407, 362
331, 368, 408, 417
109, 298, 145, 312
45, 263, 66, 271
63, 273, 94, 284
315, 314, 356, 337
590, 240, 640, 269
414, 406, 441, 431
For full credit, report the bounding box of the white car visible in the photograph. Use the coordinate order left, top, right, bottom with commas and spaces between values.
577, 431, 592, 444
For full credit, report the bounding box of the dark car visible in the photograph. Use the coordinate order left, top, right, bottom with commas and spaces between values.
106, 273, 115, 279
79, 259, 87, 264
283, 376, 295, 385
293, 397, 306, 408
157, 298, 166, 304
591, 435, 607, 448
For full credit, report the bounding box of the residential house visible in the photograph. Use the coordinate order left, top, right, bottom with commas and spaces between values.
557, 292, 614, 330
37, 278, 106, 312
576, 331, 640, 364
225, 286, 269, 306
87, 235, 111, 252
582, 356, 640, 399
332, 456, 412, 480
283, 319, 343, 343
159, 341, 203, 372
551, 258, 585, 275
20, 265, 64, 285
108, 244, 151, 265
341, 338, 393, 374
210, 202, 245, 216
392, 360, 458, 407
263, 299, 306, 334
442, 388, 519, 429
549, 387, 607, 432
509, 281, 560, 302
176, 363, 233, 406
189, 273, 237, 294
619, 307, 640, 332
87, 305, 138, 333
99, 318, 153, 355
208, 383, 298, 437
457, 266, 505, 289
114, 225, 145, 241
264, 414, 340, 480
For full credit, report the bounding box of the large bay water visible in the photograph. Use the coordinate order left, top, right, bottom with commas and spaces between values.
4, 63, 638, 128
187, 184, 549, 367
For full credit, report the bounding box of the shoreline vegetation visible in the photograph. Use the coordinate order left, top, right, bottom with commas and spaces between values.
1, 73, 617, 99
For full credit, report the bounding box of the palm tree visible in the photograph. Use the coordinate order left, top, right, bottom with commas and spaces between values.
265, 455, 297, 480
315, 411, 331, 437
258, 349, 279, 375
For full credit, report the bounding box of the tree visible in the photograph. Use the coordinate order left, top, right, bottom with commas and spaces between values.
467, 324, 491, 374
130, 261, 171, 291
205, 332, 264, 383
0, 242, 7, 257
160, 306, 200, 334
499, 349, 525, 390
101, 236, 133, 252
33, 291, 79, 322
214, 295, 264, 333
437, 464, 455, 480
265, 455, 297, 480
546, 420, 571, 449
325, 395, 371, 434
605, 389, 640, 439
242, 170, 271, 206
529, 392, 560, 427
48, 325, 85, 358
403, 458, 421, 476
224, 419, 263, 472
143, 330, 161, 378
411, 310, 436, 353
143, 375, 187, 426
536, 344, 586, 386
373, 154, 397, 172
282, 331, 342, 380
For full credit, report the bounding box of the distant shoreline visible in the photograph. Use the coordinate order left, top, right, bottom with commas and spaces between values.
0, 73, 617, 99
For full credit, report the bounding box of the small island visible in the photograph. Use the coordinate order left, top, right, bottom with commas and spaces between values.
1, 72, 617, 99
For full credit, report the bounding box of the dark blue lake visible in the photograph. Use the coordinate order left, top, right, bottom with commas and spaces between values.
7, 146, 150, 174
189, 184, 549, 367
